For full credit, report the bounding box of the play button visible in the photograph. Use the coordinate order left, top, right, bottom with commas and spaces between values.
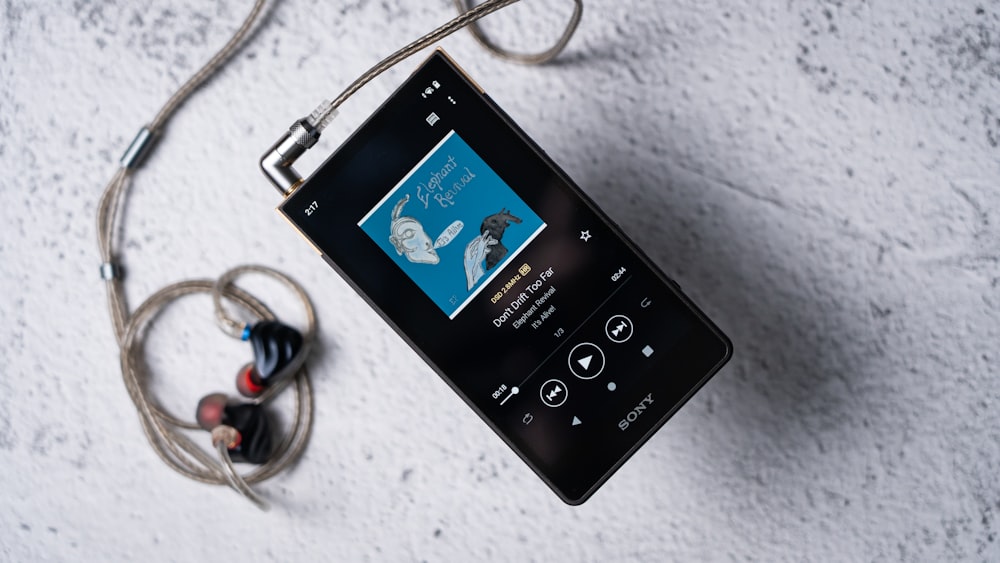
568, 342, 605, 380
572, 416, 582, 426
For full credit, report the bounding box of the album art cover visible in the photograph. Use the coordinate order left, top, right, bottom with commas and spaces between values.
358, 130, 545, 319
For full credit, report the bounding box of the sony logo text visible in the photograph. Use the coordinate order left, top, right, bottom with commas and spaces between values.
618, 393, 654, 431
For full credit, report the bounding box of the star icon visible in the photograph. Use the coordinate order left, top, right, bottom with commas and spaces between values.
580, 230, 592, 242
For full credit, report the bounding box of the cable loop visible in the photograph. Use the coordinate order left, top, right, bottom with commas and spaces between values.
119, 277, 313, 509
213, 264, 317, 344
313, 0, 583, 130
454, 0, 583, 65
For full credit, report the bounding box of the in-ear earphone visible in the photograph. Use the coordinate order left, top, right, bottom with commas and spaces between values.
197, 393, 273, 465
193, 316, 308, 468
115, 266, 316, 510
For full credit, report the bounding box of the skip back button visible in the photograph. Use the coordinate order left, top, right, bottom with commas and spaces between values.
539, 379, 568, 408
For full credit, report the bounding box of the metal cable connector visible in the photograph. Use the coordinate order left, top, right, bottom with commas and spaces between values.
99, 262, 122, 280
259, 113, 331, 196
120, 127, 156, 169
260, 99, 338, 196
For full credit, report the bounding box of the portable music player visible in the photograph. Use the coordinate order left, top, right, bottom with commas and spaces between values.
276, 50, 732, 504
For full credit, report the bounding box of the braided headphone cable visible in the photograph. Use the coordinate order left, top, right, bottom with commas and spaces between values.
96, 0, 310, 510
96, 0, 583, 509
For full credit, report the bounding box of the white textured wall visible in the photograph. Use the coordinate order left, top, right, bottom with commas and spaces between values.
1, 0, 998, 560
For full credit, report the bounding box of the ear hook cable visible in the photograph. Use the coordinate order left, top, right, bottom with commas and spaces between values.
97, 0, 582, 509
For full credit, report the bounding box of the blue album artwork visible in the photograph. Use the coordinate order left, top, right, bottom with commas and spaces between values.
358, 130, 546, 319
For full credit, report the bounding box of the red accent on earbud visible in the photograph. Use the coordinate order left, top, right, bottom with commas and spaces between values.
236, 364, 266, 397
227, 431, 243, 450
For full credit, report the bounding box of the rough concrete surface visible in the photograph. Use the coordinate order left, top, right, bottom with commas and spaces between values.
1, 0, 998, 561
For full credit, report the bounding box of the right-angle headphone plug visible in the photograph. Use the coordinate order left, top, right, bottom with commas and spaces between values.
259, 100, 337, 196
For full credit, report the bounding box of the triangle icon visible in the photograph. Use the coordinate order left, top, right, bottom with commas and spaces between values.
577, 355, 593, 370
572, 416, 582, 426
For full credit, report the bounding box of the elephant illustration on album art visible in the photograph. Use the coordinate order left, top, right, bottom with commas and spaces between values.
387, 196, 522, 292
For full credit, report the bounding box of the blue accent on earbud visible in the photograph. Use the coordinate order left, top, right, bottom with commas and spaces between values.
241, 324, 252, 341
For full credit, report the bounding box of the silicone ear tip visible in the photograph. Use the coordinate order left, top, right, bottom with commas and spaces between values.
235, 363, 265, 398
196, 393, 229, 430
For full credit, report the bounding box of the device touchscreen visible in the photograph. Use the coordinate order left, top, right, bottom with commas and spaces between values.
278, 50, 732, 504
